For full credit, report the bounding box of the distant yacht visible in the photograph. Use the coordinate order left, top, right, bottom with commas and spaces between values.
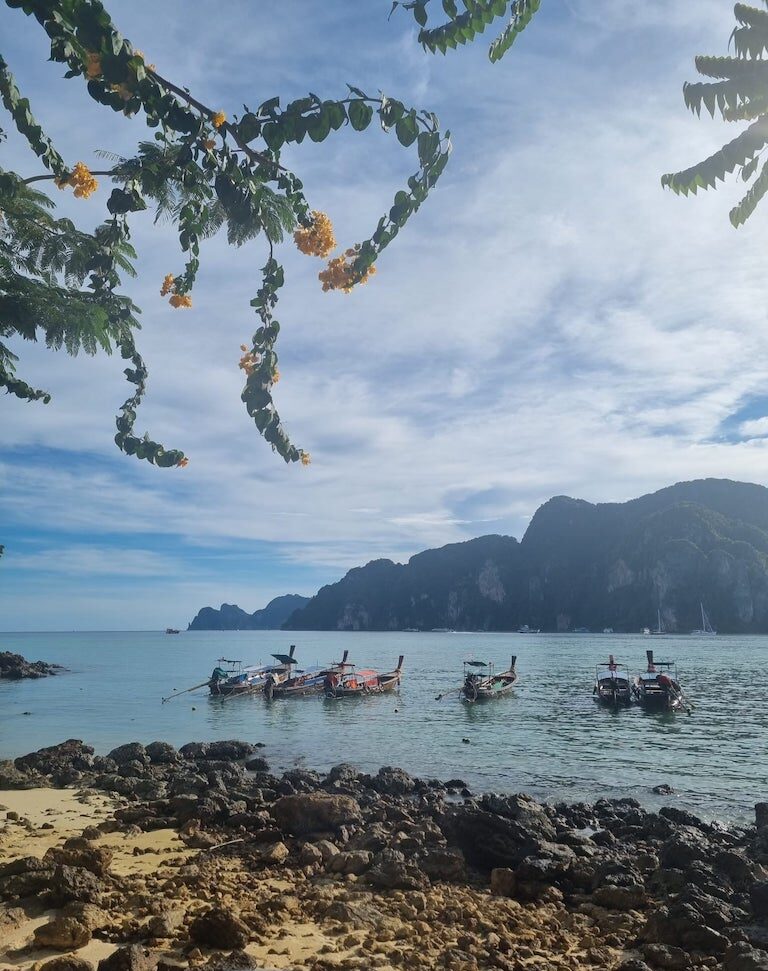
431, 628, 454, 633
602, 627, 614, 634
691, 602, 716, 636
650, 609, 667, 636
517, 624, 541, 634
642, 627, 651, 635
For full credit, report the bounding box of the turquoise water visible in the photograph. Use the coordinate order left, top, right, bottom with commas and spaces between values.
0, 630, 765, 822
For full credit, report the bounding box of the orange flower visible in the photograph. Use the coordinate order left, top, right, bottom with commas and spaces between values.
57, 162, 98, 199
203, 138, 216, 150
176, 457, 189, 468
300, 452, 311, 467
160, 273, 175, 297
272, 369, 280, 384
318, 252, 376, 293
294, 211, 336, 258
169, 293, 193, 309
212, 111, 227, 129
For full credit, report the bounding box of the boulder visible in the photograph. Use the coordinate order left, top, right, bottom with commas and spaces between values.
45, 839, 113, 877
659, 828, 712, 869
272, 793, 361, 834
204, 951, 262, 970
205, 740, 255, 761
365, 849, 428, 891
0, 759, 39, 788
725, 944, 768, 970
490, 868, 516, 897
147, 907, 185, 938
14, 740, 94, 776
98, 945, 157, 971
370, 766, 416, 796
244, 756, 269, 772
327, 850, 372, 875
188, 906, 251, 949
418, 847, 468, 882
34, 916, 92, 950
47, 865, 104, 906
641, 943, 689, 969
145, 741, 179, 764
39, 958, 95, 971
106, 742, 148, 765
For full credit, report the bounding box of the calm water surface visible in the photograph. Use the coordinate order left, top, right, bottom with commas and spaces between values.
0, 630, 765, 822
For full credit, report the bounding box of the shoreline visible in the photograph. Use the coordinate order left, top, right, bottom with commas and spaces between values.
1, 739, 767, 970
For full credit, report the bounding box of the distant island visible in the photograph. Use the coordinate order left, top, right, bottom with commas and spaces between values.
187, 594, 310, 631
281, 478, 768, 634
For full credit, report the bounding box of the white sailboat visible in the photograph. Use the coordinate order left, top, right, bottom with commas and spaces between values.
650, 608, 667, 636
691, 602, 716, 636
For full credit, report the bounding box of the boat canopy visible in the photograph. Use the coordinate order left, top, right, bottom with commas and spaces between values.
271, 653, 297, 665
597, 670, 629, 681
464, 660, 488, 668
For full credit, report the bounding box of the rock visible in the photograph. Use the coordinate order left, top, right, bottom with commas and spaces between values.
299, 843, 323, 865
47, 865, 104, 906
370, 766, 416, 796
244, 756, 269, 772
659, 828, 711, 869
0, 759, 39, 788
188, 906, 251, 949
327, 850, 372, 875
206, 740, 254, 761
147, 907, 185, 938
653, 784, 675, 795
179, 742, 210, 760
753, 881, 768, 920
325, 899, 388, 930
60, 902, 109, 932
39, 958, 95, 971
418, 847, 468, 882
642, 943, 690, 969
725, 943, 768, 970
0, 650, 60, 680
593, 883, 648, 911
365, 849, 428, 891
257, 842, 290, 864
490, 868, 516, 896
642, 903, 729, 954
106, 742, 148, 765
45, 839, 113, 877
272, 793, 361, 834
34, 916, 92, 950
98, 945, 156, 971
145, 741, 179, 764
15, 739, 94, 776
314, 840, 340, 862
324, 764, 360, 787
205, 951, 262, 970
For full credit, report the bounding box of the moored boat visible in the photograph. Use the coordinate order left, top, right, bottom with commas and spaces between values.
324, 656, 404, 699
165, 628, 180, 634
593, 655, 632, 707
212, 645, 297, 699
633, 650, 689, 712
691, 602, 717, 636
460, 656, 517, 702
265, 650, 350, 699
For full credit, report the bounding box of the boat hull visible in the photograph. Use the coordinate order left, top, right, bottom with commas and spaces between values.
461, 674, 517, 702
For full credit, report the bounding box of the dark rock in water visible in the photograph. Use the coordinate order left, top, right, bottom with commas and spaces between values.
179, 741, 210, 760
0, 650, 62, 679
370, 766, 416, 797
179, 740, 254, 761
14, 739, 94, 776
244, 756, 269, 772
145, 741, 179, 764
98, 945, 156, 971
271, 793, 361, 834
34, 916, 92, 950
188, 906, 250, 949
653, 784, 675, 795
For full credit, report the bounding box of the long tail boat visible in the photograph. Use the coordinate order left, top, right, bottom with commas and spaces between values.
633, 649, 689, 712
211, 645, 297, 698
323, 656, 404, 699
460, 656, 517, 702
265, 651, 350, 699
593, 655, 632, 707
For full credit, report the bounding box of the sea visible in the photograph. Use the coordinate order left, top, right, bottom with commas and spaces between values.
0, 630, 765, 824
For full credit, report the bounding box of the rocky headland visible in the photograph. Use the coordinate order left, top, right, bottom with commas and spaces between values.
0, 651, 63, 680
1, 738, 767, 971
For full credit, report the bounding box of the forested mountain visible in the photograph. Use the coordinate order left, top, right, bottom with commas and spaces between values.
283, 479, 768, 633
188, 595, 309, 631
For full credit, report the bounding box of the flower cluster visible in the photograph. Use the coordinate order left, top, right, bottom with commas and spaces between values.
294, 211, 336, 258
271, 369, 280, 384
203, 138, 216, 150
176, 457, 189, 468
212, 111, 227, 129
239, 344, 261, 377
55, 162, 99, 199
318, 248, 377, 293
300, 452, 311, 466
85, 52, 102, 78
160, 273, 192, 308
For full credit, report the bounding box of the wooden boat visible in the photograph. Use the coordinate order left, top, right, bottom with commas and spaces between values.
324, 656, 404, 699
633, 650, 689, 712
165, 628, 180, 634
593, 655, 632, 707
461, 657, 517, 702
211, 645, 297, 698
265, 651, 350, 699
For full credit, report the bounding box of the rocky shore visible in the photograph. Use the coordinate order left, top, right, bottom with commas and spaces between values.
1, 739, 768, 971
0, 651, 63, 680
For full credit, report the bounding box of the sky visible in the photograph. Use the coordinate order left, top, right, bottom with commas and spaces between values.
3, 0, 768, 630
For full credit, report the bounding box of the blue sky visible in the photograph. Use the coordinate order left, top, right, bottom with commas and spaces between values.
3, 1, 768, 630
